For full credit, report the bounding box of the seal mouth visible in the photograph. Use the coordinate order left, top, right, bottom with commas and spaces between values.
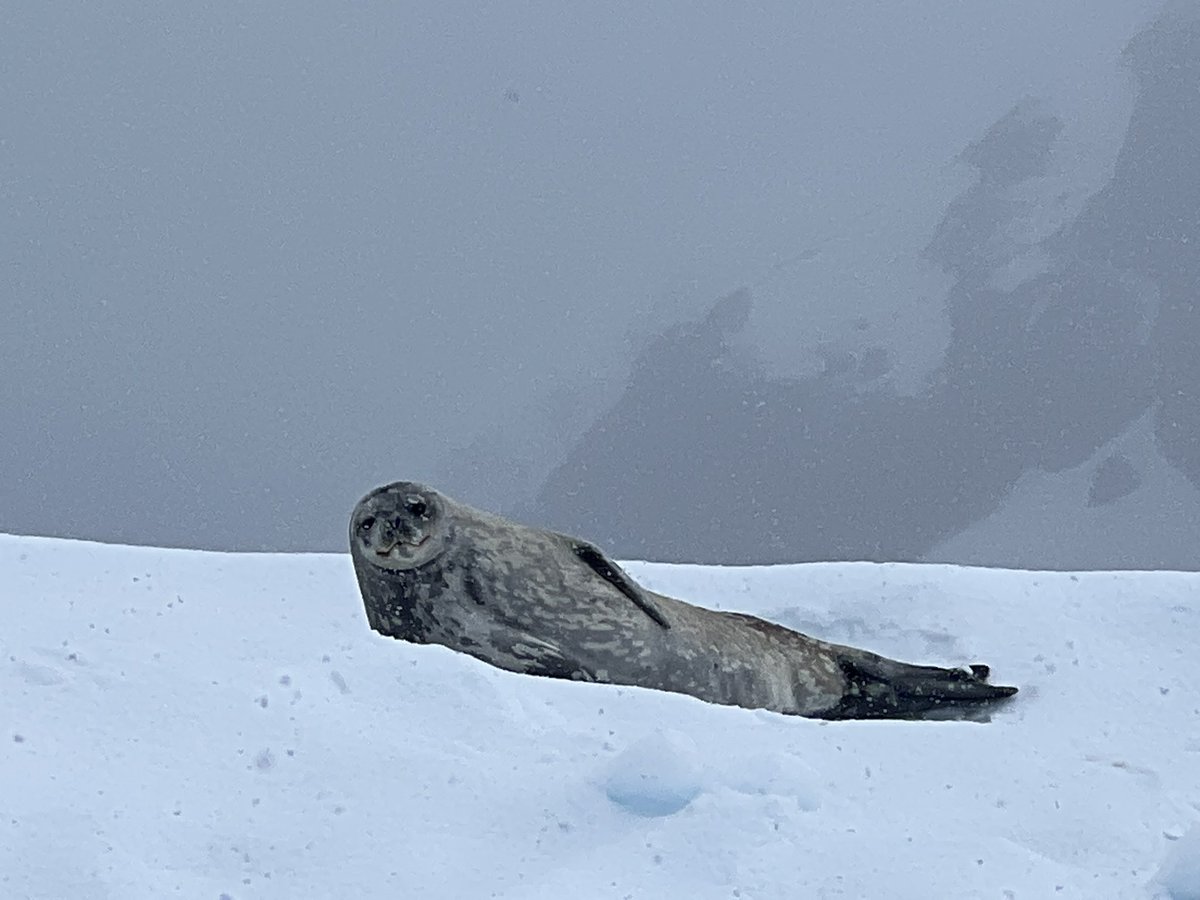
374, 535, 429, 559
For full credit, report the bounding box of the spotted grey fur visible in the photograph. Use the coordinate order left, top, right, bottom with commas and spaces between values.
350, 481, 1017, 720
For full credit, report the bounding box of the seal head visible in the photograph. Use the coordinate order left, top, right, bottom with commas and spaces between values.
351, 482, 448, 572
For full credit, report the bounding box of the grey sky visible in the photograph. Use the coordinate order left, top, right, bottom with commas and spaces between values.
1, 1, 1180, 559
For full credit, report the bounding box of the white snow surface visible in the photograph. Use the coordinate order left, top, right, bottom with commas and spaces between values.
3, 533, 1198, 899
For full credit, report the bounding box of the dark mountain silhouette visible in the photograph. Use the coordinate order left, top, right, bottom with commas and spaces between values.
1110, 6, 1200, 485
530, 7, 1200, 567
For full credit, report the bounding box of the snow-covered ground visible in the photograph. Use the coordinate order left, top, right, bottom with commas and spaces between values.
3, 533, 1198, 899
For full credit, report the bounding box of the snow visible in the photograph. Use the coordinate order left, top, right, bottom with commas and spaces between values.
1161, 828, 1200, 900
3, 532, 1198, 899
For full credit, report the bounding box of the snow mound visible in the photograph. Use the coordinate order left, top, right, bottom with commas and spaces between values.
603, 730, 704, 816
1157, 827, 1200, 900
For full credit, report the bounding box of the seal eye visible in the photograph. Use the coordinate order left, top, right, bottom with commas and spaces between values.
358, 516, 376, 535
404, 496, 429, 518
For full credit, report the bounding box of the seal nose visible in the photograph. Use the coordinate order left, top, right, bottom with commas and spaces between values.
372, 516, 399, 552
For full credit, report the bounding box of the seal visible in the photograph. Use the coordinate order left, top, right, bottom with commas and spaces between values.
350, 481, 1018, 720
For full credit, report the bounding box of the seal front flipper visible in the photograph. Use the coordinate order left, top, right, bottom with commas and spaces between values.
497, 633, 596, 682
569, 541, 671, 629
816, 650, 1018, 721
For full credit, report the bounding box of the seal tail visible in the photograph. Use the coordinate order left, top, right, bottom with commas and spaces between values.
816, 651, 1019, 721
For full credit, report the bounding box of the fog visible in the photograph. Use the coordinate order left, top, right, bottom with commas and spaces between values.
3, 1, 1194, 568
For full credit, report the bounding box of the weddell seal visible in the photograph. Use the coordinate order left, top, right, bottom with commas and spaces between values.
349, 482, 1018, 720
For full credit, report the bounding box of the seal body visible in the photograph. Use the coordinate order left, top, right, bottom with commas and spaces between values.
350, 481, 1017, 720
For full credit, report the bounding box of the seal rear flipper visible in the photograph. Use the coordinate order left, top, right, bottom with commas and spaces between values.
569, 541, 671, 630
815, 652, 1018, 721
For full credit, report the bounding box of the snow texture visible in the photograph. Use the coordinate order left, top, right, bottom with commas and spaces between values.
2, 533, 1198, 899
1157, 826, 1200, 899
